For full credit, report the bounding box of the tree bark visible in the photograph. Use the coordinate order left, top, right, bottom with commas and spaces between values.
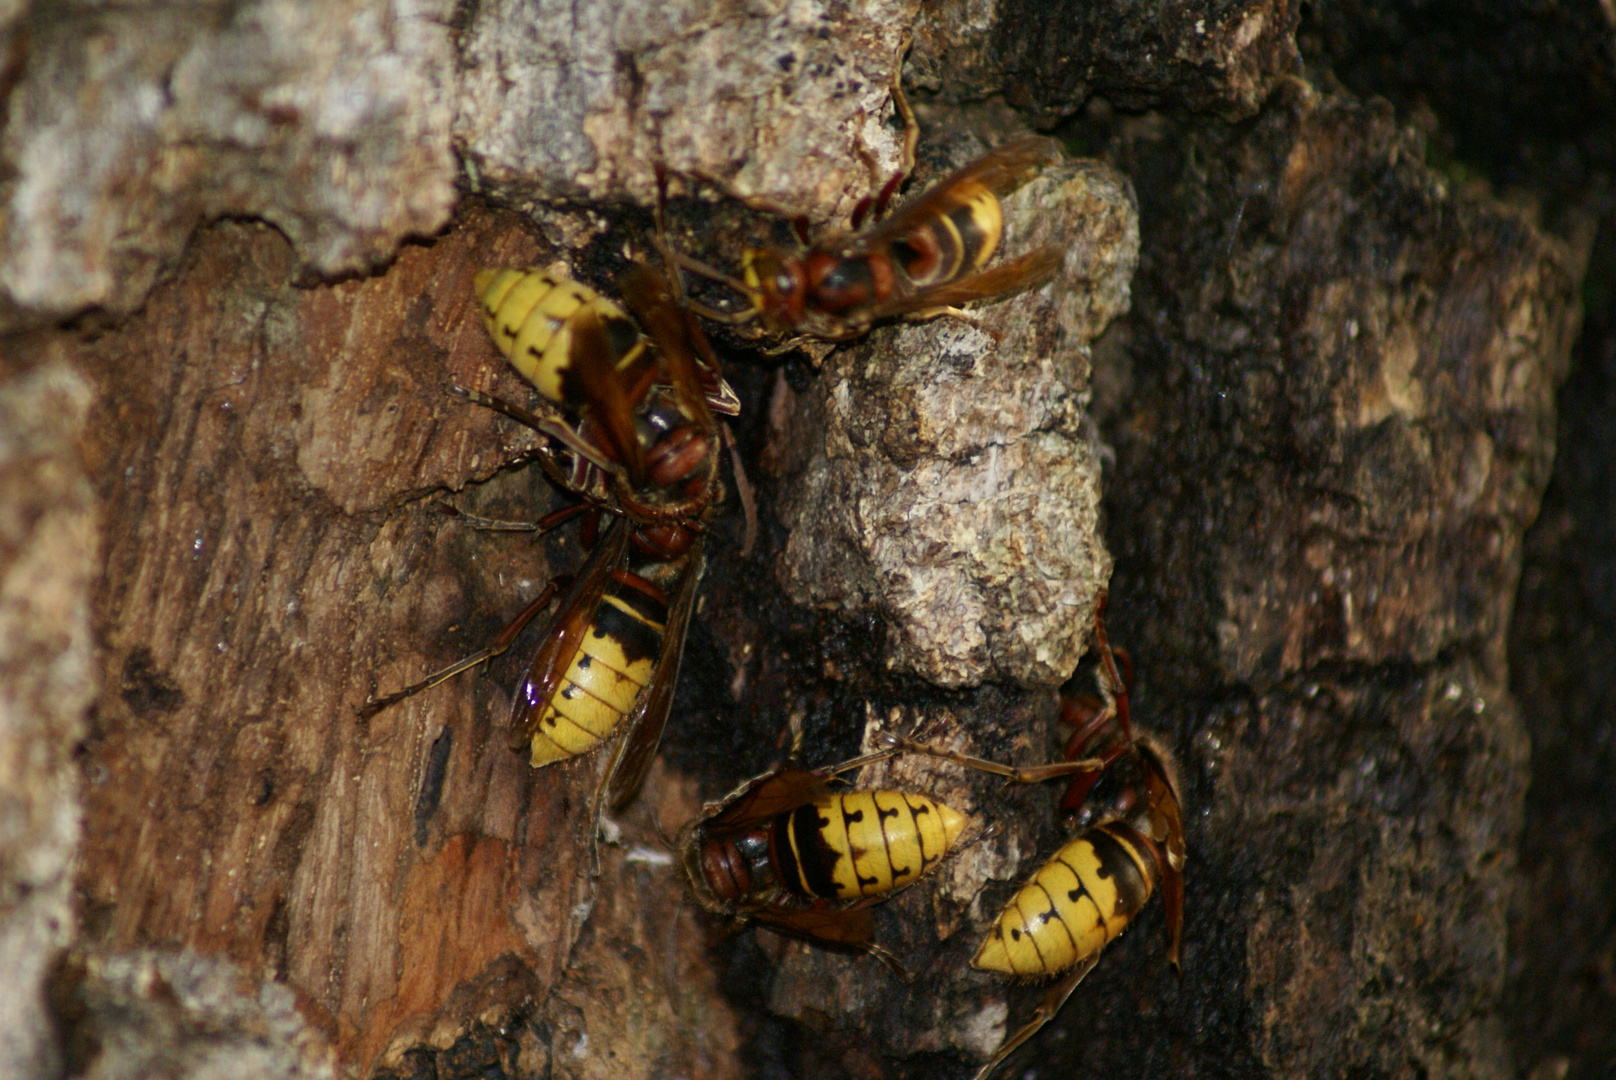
0, 1, 1609, 1079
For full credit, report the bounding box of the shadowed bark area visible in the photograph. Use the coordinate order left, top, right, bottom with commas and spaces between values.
0, 1, 1609, 1079
1304, 0, 1616, 202
1506, 239, 1616, 1078
1079, 81, 1582, 1079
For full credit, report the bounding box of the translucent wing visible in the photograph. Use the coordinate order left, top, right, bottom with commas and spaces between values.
602, 532, 708, 811
617, 262, 721, 431
505, 520, 633, 752
701, 766, 830, 831
866, 244, 1064, 321
569, 305, 648, 487
857, 136, 1059, 253
1135, 736, 1185, 967
748, 904, 877, 950
977, 954, 1102, 1080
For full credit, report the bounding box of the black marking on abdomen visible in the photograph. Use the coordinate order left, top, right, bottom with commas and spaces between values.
782, 805, 845, 899
877, 801, 911, 880
946, 202, 993, 271
1087, 826, 1153, 919
604, 576, 670, 627
1008, 918, 1047, 967
843, 804, 882, 889
1033, 882, 1080, 954
912, 802, 939, 867
591, 598, 665, 667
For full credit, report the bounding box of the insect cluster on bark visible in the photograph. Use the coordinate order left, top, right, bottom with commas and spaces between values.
361, 80, 1178, 1078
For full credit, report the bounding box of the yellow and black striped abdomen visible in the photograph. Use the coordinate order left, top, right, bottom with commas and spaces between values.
473, 268, 647, 408
523, 578, 668, 767
775, 790, 967, 900
891, 180, 1004, 290
971, 823, 1154, 978
945, 180, 1003, 273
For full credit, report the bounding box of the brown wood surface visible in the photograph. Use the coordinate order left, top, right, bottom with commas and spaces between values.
70, 208, 739, 1076
1, 1, 1609, 1077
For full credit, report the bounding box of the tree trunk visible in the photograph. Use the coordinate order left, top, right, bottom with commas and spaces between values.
0, 1, 1609, 1079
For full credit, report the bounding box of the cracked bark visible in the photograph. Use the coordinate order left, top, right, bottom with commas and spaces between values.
0, 1, 1608, 1079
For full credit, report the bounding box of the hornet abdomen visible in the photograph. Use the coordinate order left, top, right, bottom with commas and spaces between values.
971, 823, 1154, 978
522, 573, 668, 767
776, 790, 967, 901
474, 268, 648, 408
888, 178, 1003, 288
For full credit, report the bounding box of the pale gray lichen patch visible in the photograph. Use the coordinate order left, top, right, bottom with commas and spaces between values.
455, 0, 920, 223
774, 156, 1138, 687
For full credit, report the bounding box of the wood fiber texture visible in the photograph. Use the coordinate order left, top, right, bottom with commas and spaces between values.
0, 0, 1609, 1078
